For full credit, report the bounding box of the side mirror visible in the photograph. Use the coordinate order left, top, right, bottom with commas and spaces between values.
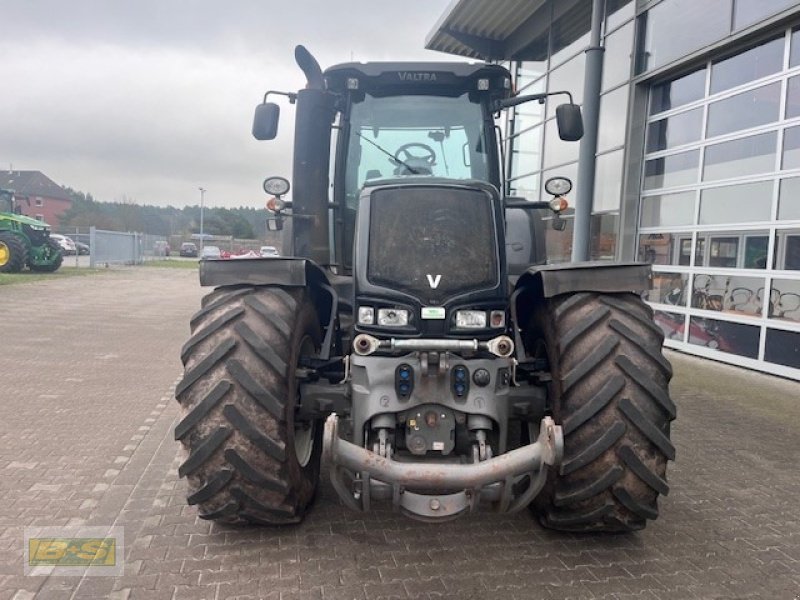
555, 103, 584, 142
252, 102, 280, 140
267, 216, 284, 231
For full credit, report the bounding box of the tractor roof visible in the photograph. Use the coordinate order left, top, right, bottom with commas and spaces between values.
323, 62, 512, 96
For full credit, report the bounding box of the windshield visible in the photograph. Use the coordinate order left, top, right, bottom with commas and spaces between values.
343, 93, 491, 207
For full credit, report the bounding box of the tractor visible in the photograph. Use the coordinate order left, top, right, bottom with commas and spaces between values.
0, 188, 63, 273
175, 46, 675, 531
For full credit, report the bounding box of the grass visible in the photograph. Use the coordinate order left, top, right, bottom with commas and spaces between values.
141, 259, 199, 269
0, 266, 108, 286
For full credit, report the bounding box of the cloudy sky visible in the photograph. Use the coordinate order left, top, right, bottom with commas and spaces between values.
0, 1, 453, 208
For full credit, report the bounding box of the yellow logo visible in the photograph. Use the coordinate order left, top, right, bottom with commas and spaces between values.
28, 538, 116, 567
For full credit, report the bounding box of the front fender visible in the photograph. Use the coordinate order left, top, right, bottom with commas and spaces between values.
199, 256, 339, 358
514, 261, 652, 298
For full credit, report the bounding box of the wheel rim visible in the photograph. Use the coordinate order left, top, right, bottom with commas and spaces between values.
294, 335, 316, 468
0, 242, 9, 267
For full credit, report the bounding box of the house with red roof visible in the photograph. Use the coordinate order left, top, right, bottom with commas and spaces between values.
0, 170, 72, 227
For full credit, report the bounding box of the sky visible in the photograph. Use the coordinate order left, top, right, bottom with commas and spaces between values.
0, 0, 453, 209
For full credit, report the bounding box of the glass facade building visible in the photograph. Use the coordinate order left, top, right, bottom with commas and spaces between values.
428, 0, 800, 379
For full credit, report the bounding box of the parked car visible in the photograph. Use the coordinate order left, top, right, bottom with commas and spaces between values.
75, 241, 90, 255
179, 242, 198, 257
50, 234, 77, 256
153, 240, 171, 257
201, 245, 221, 259
260, 245, 279, 257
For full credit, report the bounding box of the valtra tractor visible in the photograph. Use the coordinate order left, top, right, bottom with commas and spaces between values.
0, 188, 63, 273
175, 46, 675, 531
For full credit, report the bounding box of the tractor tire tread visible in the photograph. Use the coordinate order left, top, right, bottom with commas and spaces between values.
176, 286, 321, 525
531, 292, 675, 533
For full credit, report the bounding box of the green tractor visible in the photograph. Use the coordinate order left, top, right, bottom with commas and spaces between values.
0, 188, 63, 273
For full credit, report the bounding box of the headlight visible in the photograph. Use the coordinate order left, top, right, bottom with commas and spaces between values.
544, 176, 572, 196
455, 310, 487, 328
377, 308, 409, 327
357, 306, 374, 325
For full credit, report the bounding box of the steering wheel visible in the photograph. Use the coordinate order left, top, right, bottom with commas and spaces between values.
394, 143, 437, 167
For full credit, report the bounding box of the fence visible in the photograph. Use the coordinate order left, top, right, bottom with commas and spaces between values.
51, 227, 277, 267
89, 228, 144, 267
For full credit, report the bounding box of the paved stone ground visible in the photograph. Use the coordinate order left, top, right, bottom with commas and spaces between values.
1, 267, 799, 599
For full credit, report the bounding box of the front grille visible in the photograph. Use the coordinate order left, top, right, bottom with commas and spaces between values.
367, 186, 497, 302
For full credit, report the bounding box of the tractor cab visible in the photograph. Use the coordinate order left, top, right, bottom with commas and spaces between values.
252, 48, 583, 273
0, 189, 17, 214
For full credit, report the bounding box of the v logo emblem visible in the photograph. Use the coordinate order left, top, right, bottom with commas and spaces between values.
426, 274, 442, 289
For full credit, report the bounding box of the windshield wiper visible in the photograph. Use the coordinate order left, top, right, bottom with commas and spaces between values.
355, 132, 419, 175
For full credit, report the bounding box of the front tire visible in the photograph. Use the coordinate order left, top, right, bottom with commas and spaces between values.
0, 233, 27, 273
529, 292, 676, 532
175, 285, 323, 525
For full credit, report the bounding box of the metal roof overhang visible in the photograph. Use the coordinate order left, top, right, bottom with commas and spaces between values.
426, 0, 589, 61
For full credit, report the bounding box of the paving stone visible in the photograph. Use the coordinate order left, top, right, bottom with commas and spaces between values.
2, 269, 800, 600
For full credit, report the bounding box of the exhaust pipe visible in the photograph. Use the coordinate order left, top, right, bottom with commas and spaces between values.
294, 45, 324, 90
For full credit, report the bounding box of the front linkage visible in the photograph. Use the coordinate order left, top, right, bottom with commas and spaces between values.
324, 413, 562, 520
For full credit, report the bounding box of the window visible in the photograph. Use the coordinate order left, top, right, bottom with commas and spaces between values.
34, 197, 43, 207
642, 0, 732, 71
706, 82, 781, 138
512, 101, 545, 136
640, 191, 696, 227
768, 279, 800, 323
654, 310, 687, 341
345, 93, 489, 206
703, 132, 777, 181
778, 178, 800, 220
591, 213, 619, 260
516, 63, 547, 91
650, 67, 706, 114
744, 236, 770, 269
543, 118, 580, 168
598, 86, 630, 152
509, 172, 540, 201
646, 272, 689, 305
687, 317, 760, 358
593, 150, 623, 212
787, 75, 800, 119
691, 273, 766, 314
602, 21, 634, 92
547, 54, 586, 118
765, 328, 800, 368
735, 0, 797, 30
35, 214, 44, 221
699, 181, 773, 224
782, 125, 800, 170
708, 237, 739, 267
775, 232, 800, 270
637, 233, 690, 266
545, 215, 575, 263
510, 124, 543, 177
792, 26, 800, 67
647, 107, 703, 152
644, 150, 700, 190
709, 36, 784, 94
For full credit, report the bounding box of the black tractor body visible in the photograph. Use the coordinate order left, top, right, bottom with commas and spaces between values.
176, 46, 675, 529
